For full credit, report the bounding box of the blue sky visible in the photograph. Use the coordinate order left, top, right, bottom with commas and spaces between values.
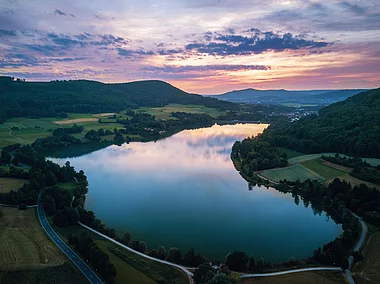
0, 0, 379, 93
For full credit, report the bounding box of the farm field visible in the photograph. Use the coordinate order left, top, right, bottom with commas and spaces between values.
288, 153, 380, 167
353, 227, 380, 284
242, 271, 347, 284
325, 173, 380, 190
138, 103, 226, 120
51, 222, 188, 284
259, 164, 325, 182
288, 153, 341, 165
0, 263, 88, 284
0, 207, 66, 270
0, 104, 223, 149
301, 158, 347, 179
0, 178, 28, 194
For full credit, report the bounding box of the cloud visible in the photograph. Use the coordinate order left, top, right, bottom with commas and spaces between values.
117, 48, 155, 57
0, 53, 86, 68
338, 1, 366, 15
0, 29, 17, 37
185, 28, 331, 56
53, 9, 75, 17
142, 64, 270, 73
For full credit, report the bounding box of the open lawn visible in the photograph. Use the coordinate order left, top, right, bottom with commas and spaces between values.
51, 223, 188, 284
354, 227, 380, 284
242, 271, 347, 284
0, 178, 28, 193
259, 164, 325, 182
0, 207, 66, 271
138, 104, 226, 120
301, 158, 347, 179
0, 263, 88, 284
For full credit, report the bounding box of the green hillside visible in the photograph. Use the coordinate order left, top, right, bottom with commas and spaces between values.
0, 76, 234, 122
264, 88, 380, 158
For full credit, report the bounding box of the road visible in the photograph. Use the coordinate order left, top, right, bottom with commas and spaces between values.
79, 222, 195, 284
345, 212, 368, 284
37, 193, 103, 284
241, 267, 341, 278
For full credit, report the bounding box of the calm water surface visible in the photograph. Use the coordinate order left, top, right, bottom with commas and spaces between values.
50, 124, 342, 262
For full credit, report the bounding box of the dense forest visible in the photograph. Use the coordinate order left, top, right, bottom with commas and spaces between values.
265, 88, 380, 157
233, 88, 380, 174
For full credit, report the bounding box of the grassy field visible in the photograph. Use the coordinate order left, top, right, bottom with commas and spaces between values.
288, 153, 341, 165
242, 271, 347, 284
0, 114, 126, 149
259, 164, 325, 182
97, 242, 157, 284
0, 263, 88, 284
0, 207, 66, 270
325, 173, 380, 190
279, 147, 303, 159
138, 104, 226, 120
0, 104, 225, 149
301, 159, 347, 179
0, 178, 29, 194
51, 223, 188, 284
353, 226, 380, 284
288, 153, 380, 167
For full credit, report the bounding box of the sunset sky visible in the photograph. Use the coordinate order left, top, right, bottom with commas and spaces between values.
1, 0, 379, 93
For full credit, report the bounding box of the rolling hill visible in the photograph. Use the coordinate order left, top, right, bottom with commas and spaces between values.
0, 77, 235, 122
207, 88, 366, 106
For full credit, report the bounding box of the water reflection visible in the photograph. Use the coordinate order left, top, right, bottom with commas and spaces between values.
50, 124, 342, 262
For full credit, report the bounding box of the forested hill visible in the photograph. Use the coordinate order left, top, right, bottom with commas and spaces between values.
267, 88, 380, 157
235, 88, 380, 167
0, 76, 235, 122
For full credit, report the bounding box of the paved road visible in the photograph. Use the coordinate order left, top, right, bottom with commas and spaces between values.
241, 267, 341, 278
37, 193, 103, 284
345, 212, 368, 284
79, 222, 195, 284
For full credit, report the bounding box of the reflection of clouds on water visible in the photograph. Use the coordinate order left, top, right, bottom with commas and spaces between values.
60, 124, 268, 175
50, 123, 343, 262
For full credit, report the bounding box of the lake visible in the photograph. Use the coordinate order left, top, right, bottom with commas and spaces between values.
49, 124, 342, 262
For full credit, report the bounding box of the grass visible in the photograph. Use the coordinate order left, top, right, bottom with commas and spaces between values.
241, 271, 347, 284
138, 104, 226, 120
0, 105, 225, 149
288, 153, 341, 165
288, 153, 380, 167
301, 159, 346, 179
279, 147, 303, 159
51, 223, 188, 284
353, 226, 380, 284
97, 242, 157, 284
0, 178, 29, 194
0, 263, 88, 284
259, 164, 325, 182
325, 173, 380, 190
0, 207, 66, 270
57, 181, 77, 195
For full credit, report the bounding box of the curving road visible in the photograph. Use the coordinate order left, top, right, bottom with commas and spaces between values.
37, 193, 103, 284
241, 267, 341, 278
345, 212, 368, 284
79, 222, 195, 284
